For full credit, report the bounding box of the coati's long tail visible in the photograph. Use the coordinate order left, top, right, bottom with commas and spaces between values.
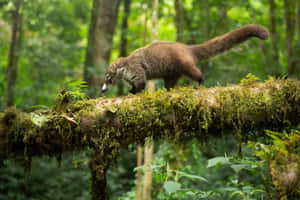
188, 25, 269, 60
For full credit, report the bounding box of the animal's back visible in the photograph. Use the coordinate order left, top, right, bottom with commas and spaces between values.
141, 42, 194, 79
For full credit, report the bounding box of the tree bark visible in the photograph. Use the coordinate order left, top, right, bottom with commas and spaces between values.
117, 0, 132, 96
147, 0, 158, 93
6, 0, 23, 107
174, 0, 185, 42
136, 145, 143, 200
143, 138, 153, 200
269, 0, 281, 75
119, 0, 131, 58
84, 0, 121, 97
89, 152, 110, 200
296, 0, 300, 67
250, 6, 267, 57
217, 4, 228, 33
137, 1, 150, 199
143, 1, 159, 199
284, 0, 296, 75
1, 79, 300, 200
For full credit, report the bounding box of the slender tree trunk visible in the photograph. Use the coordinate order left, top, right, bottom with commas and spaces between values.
205, 1, 211, 39
284, 0, 296, 75
143, 138, 154, 200
119, 0, 131, 57
250, 6, 267, 57
217, 5, 228, 33
84, 0, 121, 97
296, 0, 300, 66
143, 0, 150, 46
174, 0, 184, 42
143, 1, 159, 200
269, 0, 281, 75
151, 0, 159, 43
146, 0, 158, 93
137, 1, 149, 199
89, 152, 110, 200
6, 0, 23, 107
117, 0, 132, 96
137, 145, 143, 200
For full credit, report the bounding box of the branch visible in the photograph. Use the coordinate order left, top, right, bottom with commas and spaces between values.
1, 79, 300, 162
1, 78, 300, 200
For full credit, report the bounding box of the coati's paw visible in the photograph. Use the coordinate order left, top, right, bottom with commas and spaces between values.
129, 87, 137, 94
199, 76, 205, 85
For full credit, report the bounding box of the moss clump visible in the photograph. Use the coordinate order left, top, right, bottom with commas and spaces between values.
255, 131, 300, 199
240, 73, 260, 86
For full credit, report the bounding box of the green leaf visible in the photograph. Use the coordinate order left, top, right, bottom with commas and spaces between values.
218, 187, 238, 192
176, 171, 207, 182
250, 189, 266, 195
231, 191, 244, 198
163, 181, 181, 194
207, 156, 229, 168
230, 164, 248, 173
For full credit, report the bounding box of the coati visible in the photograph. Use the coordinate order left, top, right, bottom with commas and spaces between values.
102, 25, 269, 94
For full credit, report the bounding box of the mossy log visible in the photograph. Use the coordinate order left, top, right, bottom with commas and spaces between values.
0, 78, 300, 200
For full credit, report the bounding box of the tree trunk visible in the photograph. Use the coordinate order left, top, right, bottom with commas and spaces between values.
284, 0, 296, 75
269, 0, 281, 75
143, 138, 153, 200
6, 0, 23, 107
250, 6, 267, 60
119, 0, 131, 57
136, 145, 143, 200
117, 0, 132, 96
296, 0, 300, 67
84, 0, 121, 97
137, 0, 150, 198
89, 152, 110, 200
146, 0, 158, 93
174, 0, 184, 42
143, 1, 158, 199
151, 0, 159, 43
217, 5, 228, 33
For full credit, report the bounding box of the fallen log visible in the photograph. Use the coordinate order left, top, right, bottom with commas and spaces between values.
0, 78, 299, 200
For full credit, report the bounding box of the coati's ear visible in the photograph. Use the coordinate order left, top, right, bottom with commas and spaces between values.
116, 67, 125, 75
110, 63, 117, 73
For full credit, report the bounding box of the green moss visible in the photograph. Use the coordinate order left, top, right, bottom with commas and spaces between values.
0, 78, 300, 200
255, 131, 300, 199
1, 78, 299, 160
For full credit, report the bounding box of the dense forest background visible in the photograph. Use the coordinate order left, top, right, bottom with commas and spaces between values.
0, 0, 299, 199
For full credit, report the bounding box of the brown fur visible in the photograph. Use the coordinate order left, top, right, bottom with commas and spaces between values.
102, 25, 269, 94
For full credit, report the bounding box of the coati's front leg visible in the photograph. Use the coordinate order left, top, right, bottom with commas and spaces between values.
128, 65, 146, 94
164, 76, 180, 90
129, 81, 146, 94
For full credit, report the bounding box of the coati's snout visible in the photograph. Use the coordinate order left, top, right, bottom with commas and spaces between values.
102, 73, 115, 93
101, 82, 109, 93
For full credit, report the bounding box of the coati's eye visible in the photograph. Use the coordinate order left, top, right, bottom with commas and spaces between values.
106, 74, 113, 84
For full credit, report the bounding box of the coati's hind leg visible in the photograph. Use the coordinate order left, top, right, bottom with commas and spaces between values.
183, 64, 204, 85
164, 76, 180, 90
